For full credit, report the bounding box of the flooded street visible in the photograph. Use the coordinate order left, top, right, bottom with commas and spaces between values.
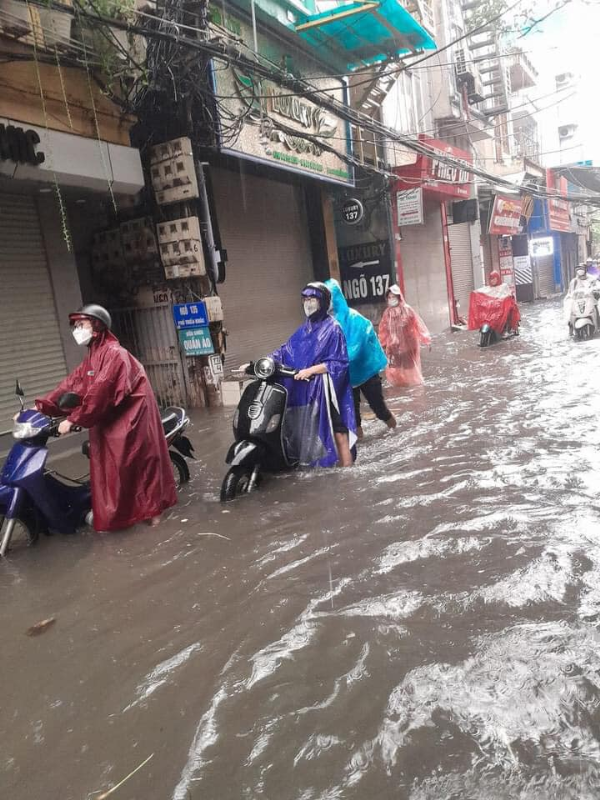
4, 298, 600, 800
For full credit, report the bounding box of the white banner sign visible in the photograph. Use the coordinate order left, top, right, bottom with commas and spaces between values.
397, 188, 424, 226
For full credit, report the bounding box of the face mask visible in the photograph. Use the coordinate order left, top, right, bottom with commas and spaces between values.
388, 297, 400, 307
303, 299, 319, 317
73, 327, 93, 346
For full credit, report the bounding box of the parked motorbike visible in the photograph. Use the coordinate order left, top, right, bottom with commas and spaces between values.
161, 406, 195, 486
0, 382, 194, 556
566, 289, 600, 340
221, 358, 298, 501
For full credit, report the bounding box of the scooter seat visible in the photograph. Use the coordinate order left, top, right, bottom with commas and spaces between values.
161, 407, 184, 435
81, 440, 91, 459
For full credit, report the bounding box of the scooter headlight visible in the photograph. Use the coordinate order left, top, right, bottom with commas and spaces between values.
13, 421, 40, 440
254, 357, 276, 379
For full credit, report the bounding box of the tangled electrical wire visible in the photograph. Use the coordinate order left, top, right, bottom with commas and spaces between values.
11, 0, 600, 209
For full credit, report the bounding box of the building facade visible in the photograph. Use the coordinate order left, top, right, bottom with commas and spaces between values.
0, 3, 144, 440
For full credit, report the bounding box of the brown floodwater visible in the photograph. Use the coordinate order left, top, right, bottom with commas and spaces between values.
3, 299, 600, 800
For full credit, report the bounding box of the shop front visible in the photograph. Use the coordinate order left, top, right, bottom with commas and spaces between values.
527, 177, 575, 299
0, 119, 144, 437
392, 137, 474, 333
209, 8, 353, 373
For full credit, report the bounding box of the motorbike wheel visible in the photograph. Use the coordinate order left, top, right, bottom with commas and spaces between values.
169, 451, 190, 489
479, 329, 491, 347
0, 512, 38, 557
220, 466, 253, 502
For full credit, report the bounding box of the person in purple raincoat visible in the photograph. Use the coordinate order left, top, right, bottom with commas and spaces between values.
270, 282, 356, 468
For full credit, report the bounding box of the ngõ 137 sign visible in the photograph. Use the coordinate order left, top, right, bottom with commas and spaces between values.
338, 240, 392, 305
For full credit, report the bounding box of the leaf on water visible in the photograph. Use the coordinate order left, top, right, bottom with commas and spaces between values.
26, 618, 56, 637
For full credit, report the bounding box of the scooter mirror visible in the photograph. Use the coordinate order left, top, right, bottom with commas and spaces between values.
58, 392, 82, 410
15, 380, 24, 397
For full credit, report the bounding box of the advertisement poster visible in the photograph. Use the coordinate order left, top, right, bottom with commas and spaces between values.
396, 188, 424, 226
488, 195, 523, 236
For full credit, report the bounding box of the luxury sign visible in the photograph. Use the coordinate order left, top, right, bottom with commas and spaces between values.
211, 12, 351, 185
233, 70, 338, 159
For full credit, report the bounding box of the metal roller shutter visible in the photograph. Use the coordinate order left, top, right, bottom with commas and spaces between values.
448, 222, 474, 319
400, 202, 449, 334
537, 254, 555, 298
0, 194, 67, 433
212, 168, 313, 374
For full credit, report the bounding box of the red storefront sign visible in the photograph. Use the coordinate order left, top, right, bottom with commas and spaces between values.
547, 170, 571, 233
393, 135, 472, 199
488, 194, 523, 235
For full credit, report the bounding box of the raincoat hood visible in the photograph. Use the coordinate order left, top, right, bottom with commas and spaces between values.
325, 279, 387, 388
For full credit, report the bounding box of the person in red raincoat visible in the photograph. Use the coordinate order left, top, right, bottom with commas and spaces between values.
35, 304, 177, 532
378, 285, 431, 387
468, 270, 520, 335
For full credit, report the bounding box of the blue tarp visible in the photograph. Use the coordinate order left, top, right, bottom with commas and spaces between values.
296, 0, 436, 67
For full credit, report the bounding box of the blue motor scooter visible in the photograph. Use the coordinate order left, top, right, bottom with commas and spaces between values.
0, 384, 90, 557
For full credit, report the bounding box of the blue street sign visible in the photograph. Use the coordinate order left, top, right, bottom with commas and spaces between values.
173, 302, 208, 330
178, 326, 215, 356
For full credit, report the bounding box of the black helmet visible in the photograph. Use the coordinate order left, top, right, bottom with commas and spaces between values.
69, 304, 112, 330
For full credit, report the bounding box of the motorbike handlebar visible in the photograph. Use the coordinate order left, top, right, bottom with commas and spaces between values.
48, 419, 83, 436
277, 365, 298, 378
235, 361, 298, 379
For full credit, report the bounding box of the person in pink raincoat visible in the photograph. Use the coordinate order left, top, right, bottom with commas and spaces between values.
378, 285, 431, 387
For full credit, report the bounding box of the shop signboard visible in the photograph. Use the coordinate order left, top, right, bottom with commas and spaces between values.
393, 136, 472, 199
209, 354, 224, 380
396, 188, 423, 226
210, 9, 352, 186
530, 236, 554, 258
488, 195, 523, 236
173, 302, 209, 330
498, 237, 515, 289
0, 124, 45, 165
179, 326, 215, 356
338, 239, 392, 305
546, 170, 571, 233
548, 196, 571, 233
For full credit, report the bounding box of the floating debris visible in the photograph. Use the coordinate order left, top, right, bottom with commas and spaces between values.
26, 618, 56, 637
94, 753, 154, 799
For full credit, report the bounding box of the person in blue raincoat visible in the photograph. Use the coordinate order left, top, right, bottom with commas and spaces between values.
326, 279, 396, 439
270, 282, 356, 468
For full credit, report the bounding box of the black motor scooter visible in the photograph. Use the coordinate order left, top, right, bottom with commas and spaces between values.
221, 358, 297, 501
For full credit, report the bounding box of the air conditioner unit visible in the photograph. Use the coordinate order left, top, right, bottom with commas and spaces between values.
455, 48, 474, 83
558, 124, 578, 140
555, 72, 574, 89
468, 74, 485, 105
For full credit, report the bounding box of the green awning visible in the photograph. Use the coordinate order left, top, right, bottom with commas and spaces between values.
295, 0, 436, 68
